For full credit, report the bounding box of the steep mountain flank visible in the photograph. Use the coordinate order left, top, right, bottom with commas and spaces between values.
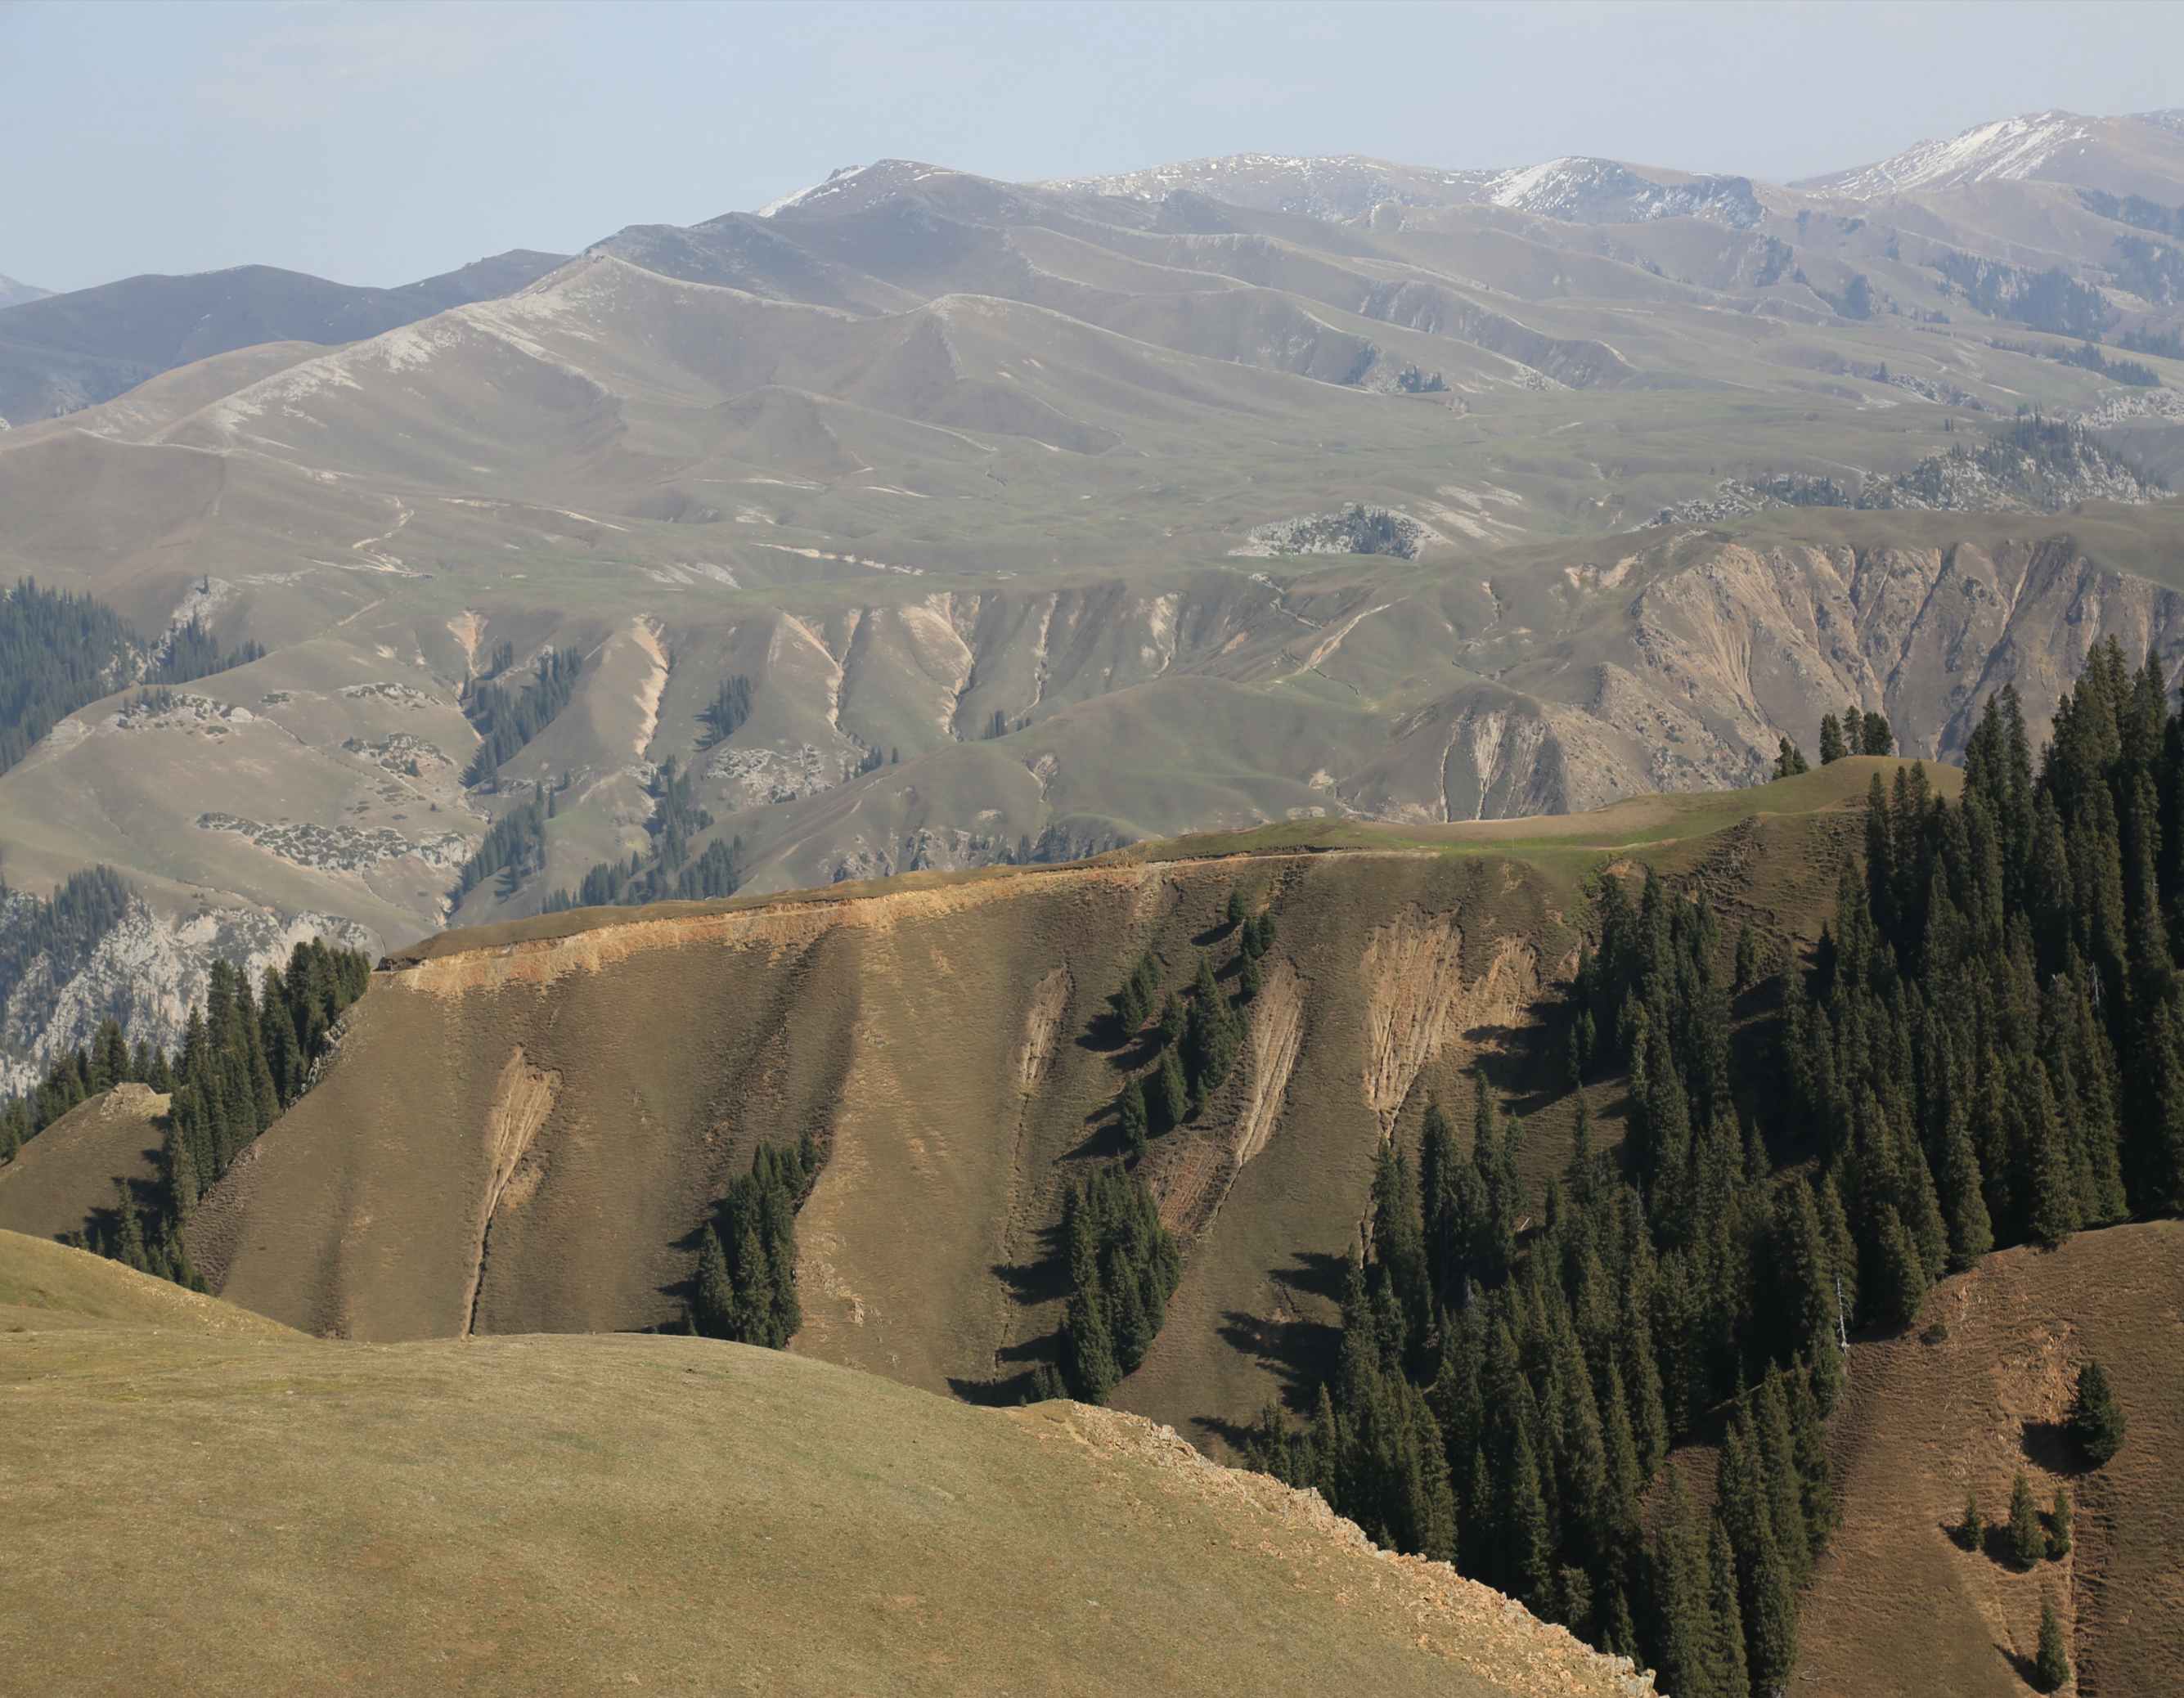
191, 849, 1571, 1426
0, 1232, 1651, 1697
156, 768, 1894, 1446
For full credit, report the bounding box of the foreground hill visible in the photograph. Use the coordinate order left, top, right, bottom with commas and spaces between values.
0, 1081, 168, 1245
160, 764, 1904, 1449
0, 1230, 1645, 1696
1800, 1221, 2184, 1698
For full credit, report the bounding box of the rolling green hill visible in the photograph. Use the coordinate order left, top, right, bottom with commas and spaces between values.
0, 1229, 1645, 1696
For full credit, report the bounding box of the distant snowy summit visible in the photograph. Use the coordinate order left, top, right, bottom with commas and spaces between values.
1798, 107, 2184, 200
1052, 150, 1764, 228
751, 104, 2184, 235
1040, 153, 1498, 223
759, 160, 960, 218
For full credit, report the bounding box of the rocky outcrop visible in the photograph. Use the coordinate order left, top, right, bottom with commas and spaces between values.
0, 897, 376, 1098
1601, 535, 2184, 769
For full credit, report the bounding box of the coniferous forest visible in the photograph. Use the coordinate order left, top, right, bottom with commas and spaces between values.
460, 648, 584, 787
0, 580, 265, 778
3, 941, 372, 1287
1245, 641, 2178, 1690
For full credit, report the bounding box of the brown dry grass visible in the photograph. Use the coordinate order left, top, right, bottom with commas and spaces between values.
0, 1234, 1649, 1698
1799, 1223, 2184, 1698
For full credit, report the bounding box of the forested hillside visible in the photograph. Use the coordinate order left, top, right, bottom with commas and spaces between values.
0, 941, 371, 1277
1243, 643, 2182, 1688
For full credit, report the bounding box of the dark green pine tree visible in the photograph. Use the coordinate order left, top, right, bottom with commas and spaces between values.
2009, 1469, 2044, 1570
1153, 1045, 1190, 1130
2033, 1594, 2071, 1693
1719, 1424, 1799, 1694
1370, 1142, 1430, 1353
1705, 1514, 1754, 1698
1786, 1361, 1838, 1559
2047, 1485, 2072, 1559
1773, 737, 1809, 779
1819, 712, 1848, 765
1868, 1202, 1929, 1331
1225, 888, 1247, 930
1750, 1377, 1812, 1588
1157, 992, 1185, 1050
1934, 1089, 1994, 1270
1065, 1283, 1120, 1403
2068, 1359, 2128, 1466
693, 1225, 734, 1336
1733, 922, 1760, 994
1957, 1489, 1985, 1552
1117, 1077, 1149, 1161
1645, 1472, 1710, 1698
2132, 988, 2184, 1215
728, 1224, 775, 1345
2015, 1058, 2082, 1248
1499, 1417, 1553, 1610
1861, 710, 1894, 757
1418, 1098, 1466, 1306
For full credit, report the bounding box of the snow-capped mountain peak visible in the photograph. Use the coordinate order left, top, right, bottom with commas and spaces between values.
1803, 110, 2094, 197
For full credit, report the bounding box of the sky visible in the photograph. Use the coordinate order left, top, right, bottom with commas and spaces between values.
4, 0, 2181, 293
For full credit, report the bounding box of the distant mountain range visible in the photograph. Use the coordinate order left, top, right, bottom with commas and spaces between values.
8, 104, 2182, 433
0, 250, 565, 425
5, 101, 2184, 1091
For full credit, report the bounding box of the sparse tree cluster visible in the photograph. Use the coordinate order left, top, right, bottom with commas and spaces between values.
543, 759, 745, 913
694, 675, 753, 749
1101, 892, 1274, 1158
0, 579, 263, 779
1818, 708, 1894, 763
461, 648, 584, 787
454, 793, 554, 900
1053, 1162, 1183, 1404
690, 1136, 822, 1348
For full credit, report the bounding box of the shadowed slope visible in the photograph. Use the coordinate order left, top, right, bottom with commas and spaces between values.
0, 1084, 169, 1246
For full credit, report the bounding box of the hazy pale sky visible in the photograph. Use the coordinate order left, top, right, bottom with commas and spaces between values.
5, 0, 2180, 293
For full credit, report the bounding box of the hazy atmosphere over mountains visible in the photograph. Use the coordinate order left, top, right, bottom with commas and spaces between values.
6, 6, 2184, 1693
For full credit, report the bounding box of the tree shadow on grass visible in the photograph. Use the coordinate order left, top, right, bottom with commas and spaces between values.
1208, 1248, 1349, 1418
991, 1216, 1071, 1307
2021, 1417, 2089, 1477
1992, 1642, 2039, 1688
950, 1332, 1064, 1407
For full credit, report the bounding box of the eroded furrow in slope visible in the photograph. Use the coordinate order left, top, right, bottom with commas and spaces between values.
460, 1046, 559, 1338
